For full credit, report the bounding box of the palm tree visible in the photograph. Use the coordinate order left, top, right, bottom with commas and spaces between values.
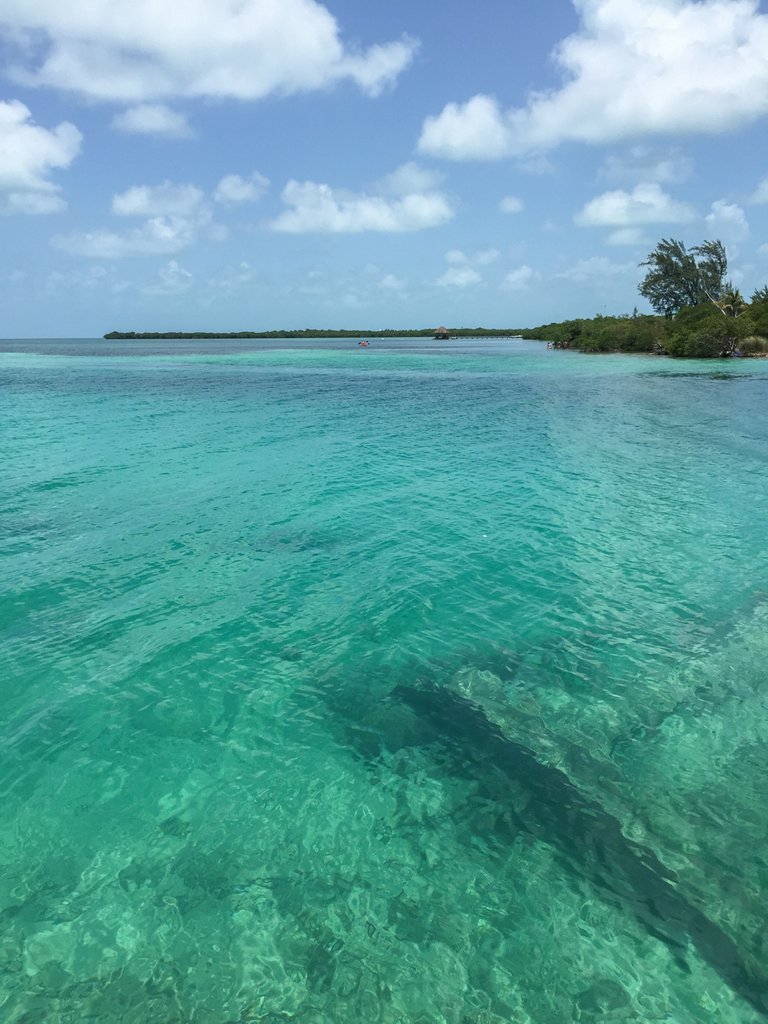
715, 282, 747, 319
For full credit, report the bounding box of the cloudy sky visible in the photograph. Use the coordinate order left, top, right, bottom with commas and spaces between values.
2, 0, 768, 336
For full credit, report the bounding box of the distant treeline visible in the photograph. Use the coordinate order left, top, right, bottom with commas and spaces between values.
103, 328, 523, 340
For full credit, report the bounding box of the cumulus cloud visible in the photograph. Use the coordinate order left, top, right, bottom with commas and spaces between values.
213, 172, 270, 205
750, 177, 768, 204
705, 199, 749, 245
269, 167, 454, 233
208, 262, 258, 293
436, 266, 482, 289
3, 0, 417, 102
445, 249, 466, 265
45, 265, 110, 292
3, 190, 66, 215
435, 248, 498, 288
54, 160, 446, 255
500, 195, 524, 214
501, 265, 539, 291
445, 248, 499, 266
557, 256, 634, 282
419, 95, 513, 161
143, 260, 194, 295
377, 161, 443, 196
419, 0, 768, 159
52, 216, 201, 258
55, 177, 229, 256
379, 273, 406, 291
605, 227, 649, 246
575, 183, 696, 227
111, 104, 192, 137
0, 99, 81, 214
111, 181, 205, 217
599, 146, 693, 185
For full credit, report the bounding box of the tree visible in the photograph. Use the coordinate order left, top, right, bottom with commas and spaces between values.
714, 282, 747, 320
638, 238, 727, 316
691, 240, 728, 303
745, 285, 768, 342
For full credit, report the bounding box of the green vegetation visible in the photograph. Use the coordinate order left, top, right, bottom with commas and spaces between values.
521, 238, 768, 358
520, 311, 666, 354
103, 327, 523, 340
638, 239, 727, 316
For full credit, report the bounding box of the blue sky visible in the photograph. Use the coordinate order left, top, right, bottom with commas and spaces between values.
2, 0, 768, 336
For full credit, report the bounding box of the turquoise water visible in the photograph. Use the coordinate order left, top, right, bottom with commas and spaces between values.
1, 337, 768, 1023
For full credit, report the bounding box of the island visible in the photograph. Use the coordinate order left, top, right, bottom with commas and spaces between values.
103, 328, 524, 340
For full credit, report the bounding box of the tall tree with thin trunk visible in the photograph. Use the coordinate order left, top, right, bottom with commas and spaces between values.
639, 238, 727, 316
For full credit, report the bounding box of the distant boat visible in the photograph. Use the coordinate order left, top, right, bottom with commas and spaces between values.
357, 340, 370, 347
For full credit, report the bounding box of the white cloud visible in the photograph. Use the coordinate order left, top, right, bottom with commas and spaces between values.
58, 179, 218, 256
557, 256, 634, 282
445, 249, 466, 266
605, 227, 648, 246
500, 195, 524, 214
0, 99, 81, 214
705, 199, 749, 245
445, 248, 499, 266
112, 181, 205, 217
501, 265, 539, 291
575, 183, 696, 227
419, 95, 513, 161
208, 262, 258, 292
213, 172, 270, 205
435, 247, 498, 288
379, 273, 405, 291
750, 177, 768, 204
46, 265, 109, 291
3, 190, 66, 214
436, 266, 482, 289
111, 104, 192, 138
52, 216, 200, 258
3, 0, 417, 102
599, 146, 693, 185
144, 260, 193, 295
376, 161, 443, 196
269, 172, 454, 233
419, 0, 768, 159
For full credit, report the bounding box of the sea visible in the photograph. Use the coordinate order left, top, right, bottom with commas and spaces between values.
1, 336, 767, 1023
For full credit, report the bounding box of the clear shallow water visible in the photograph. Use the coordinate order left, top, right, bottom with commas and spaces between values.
1, 337, 768, 1023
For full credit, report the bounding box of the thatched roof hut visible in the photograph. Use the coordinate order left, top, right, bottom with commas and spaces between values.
434, 325, 450, 340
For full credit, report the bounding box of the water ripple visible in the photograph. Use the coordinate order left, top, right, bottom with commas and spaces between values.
2, 342, 768, 1022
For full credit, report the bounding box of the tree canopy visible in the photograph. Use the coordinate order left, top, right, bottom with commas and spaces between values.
638, 238, 727, 317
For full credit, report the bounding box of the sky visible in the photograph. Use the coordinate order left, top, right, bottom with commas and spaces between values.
2, 0, 768, 336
